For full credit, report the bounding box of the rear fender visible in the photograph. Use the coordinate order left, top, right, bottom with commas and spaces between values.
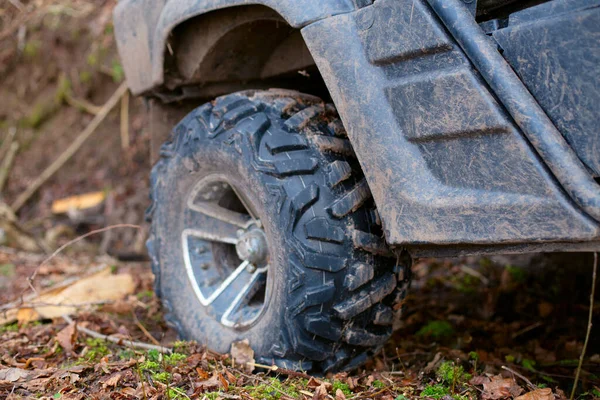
113, 0, 356, 95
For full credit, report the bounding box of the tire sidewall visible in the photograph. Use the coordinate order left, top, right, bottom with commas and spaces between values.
153, 116, 291, 355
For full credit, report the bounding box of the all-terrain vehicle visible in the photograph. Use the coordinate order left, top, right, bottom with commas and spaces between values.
113, 0, 600, 372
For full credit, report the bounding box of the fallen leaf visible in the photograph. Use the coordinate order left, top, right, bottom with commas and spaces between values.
218, 372, 229, 391
0, 368, 29, 382
102, 372, 123, 388
515, 388, 553, 400
312, 383, 328, 400
56, 323, 77, 354
477, 375, 523, 399
335, 388, 347, 400
230, 339, 255, 373
196, 367, 209, 380
1, 268, 135, 325
51, 191, 106, 214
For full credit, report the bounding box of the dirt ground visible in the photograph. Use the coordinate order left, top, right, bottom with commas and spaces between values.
0, 1, 599, 399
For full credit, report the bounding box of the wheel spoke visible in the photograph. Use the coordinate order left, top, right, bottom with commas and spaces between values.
183, 206, 241, 244
221, 268, 267, 328
188, 200, 254, 229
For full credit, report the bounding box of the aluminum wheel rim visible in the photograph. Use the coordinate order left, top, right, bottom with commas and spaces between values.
181, 175, 271, 329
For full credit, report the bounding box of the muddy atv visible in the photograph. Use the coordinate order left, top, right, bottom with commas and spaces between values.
113, 0, 600, 372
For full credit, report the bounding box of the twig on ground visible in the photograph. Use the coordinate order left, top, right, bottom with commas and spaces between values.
120, 89, 130, 150
501, 365, 537, 391
245, 362, 312, 379
0, 141, 19, 193
571, 252, 597, 400
62, 314, 171, 353
460, 265, 490, 285
26, 224, 141, 296
0, 127, 17, 160
132, 311, 161, 347
65, 93, 102, 115
11, 81, 128, 212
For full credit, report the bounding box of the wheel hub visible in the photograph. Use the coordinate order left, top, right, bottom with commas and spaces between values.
236, 228, 269, 270
181, 175, 271, 329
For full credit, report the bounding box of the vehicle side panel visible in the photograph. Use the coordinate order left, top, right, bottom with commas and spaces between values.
301, 0, 600, 247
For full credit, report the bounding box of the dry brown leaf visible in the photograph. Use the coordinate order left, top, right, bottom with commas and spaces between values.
218, 372, 229, 391
56, 323, 77, 354
196, 367, 209, 380
102, 372, 123, 388
51, 191, 106, 214
1, 268, 135, 325
230, 339, 255, 373
312, 383, 329, 400
479, 375, 523, 399
0, 368, 29, 382
335, 388, 347, 400
515, 388, 554, 400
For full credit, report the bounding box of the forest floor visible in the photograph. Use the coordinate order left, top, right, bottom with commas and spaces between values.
0, 1, 599, 399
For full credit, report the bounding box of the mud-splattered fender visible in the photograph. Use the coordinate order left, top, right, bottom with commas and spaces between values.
113, 0, 356, 95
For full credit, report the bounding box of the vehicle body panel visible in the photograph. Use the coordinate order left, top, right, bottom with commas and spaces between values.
114, 0, 600, 256
113, 0, 356, 95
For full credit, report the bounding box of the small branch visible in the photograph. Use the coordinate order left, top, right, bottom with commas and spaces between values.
571, 252, 597, 400
62, 314, 171, 353
65, 94, 102, 115
132, 311, 161, 347
0, 141, 19, 193
120, 89, 130, 150
501, 365, 537, 391
11, 81, 128, 212
0, 127, 17, 160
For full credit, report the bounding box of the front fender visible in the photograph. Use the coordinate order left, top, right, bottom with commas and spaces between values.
113, 0, 356, 95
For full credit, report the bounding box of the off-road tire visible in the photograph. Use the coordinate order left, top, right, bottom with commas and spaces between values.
146, 89, 411, 372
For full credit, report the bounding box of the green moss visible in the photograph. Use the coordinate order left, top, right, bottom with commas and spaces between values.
86, 53, 98, 67
372, 380, 386, 389
201, 393, 221, 400
111, 60, 124, 83
420, 384, 468, 400
165, 353, 187, 365
416, 321, 454, 340
468, 351, 479, 361
395, 396, 409, 400
0, 322, 19, 333
505, 355, 516, 363
173, 340, 192, 354
84, 338, 110, 361
0, 263, 15, 277
23, 40, 41, 58
152, 371, 171, 384
247, 378, 298, 400
453, 274, 478, 294
437, 362, 471, 385
147, 348, 160, 362
79, 70, 92, 85
421, 384, 449, 399
19, 100, 59, 129
521, 359, 536, 372
55, 75, 72, 104
332, 381, 352, 396
118, 349, 135, 360
136, 290, 154, 300
139, 360, 160, 371
505, 265, 526, 283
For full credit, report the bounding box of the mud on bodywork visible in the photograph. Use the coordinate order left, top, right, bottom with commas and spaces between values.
116, 0, 600, 256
